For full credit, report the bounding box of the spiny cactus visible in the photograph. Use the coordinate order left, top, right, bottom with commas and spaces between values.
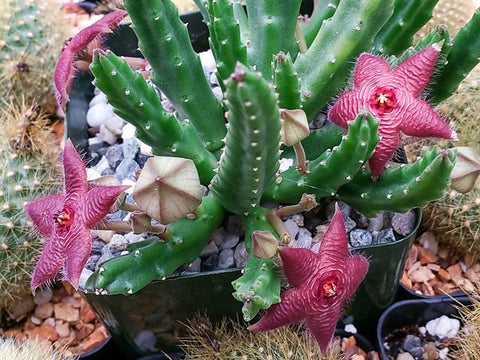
0, 337, 76, 360
450, 296, 480, 360
0, 103, 60, 312
34, 0, 480, 352
0, 0, 68, 113
180, 316, 346, 360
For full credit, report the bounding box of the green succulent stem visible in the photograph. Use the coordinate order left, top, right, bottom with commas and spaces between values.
210, 64, 281, 215
337, 148, 456, 217
123, 0, 226, 151
300, 0, 339, 48
246, 0, 302, 78
90, 50, 217, 184
86, 194, 224, 294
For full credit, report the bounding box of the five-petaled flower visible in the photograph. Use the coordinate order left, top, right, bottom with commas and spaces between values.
328, 44, 456, 178
249, 204, 369, 352
25, 139, 129, 291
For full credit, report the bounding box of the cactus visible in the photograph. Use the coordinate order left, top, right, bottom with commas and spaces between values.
28, 0, 480, 351
0, 0, 68, 114
0, 103, 60, 312
450, 296, 480, 360
0, 337, 76, 360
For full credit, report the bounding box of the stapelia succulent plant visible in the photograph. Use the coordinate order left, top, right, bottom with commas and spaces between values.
31, 0, 480, 352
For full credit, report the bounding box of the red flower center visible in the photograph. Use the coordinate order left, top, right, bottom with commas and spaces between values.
319, 279, 338, 299
55, 208, 73, 228
369, 87, 397, 114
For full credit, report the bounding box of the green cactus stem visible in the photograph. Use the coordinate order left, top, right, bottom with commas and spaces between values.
428, 8, 480, 105
232, 207, 281, 322
211, 65, 281, 216
123, 0, 226, 151
86, 194, 224, 295
273, 52, 301, 110
246, 0, 302, 79
295, 0, 394, 120
90, 50, 217, 184
300, 0, 340, 48
264, 112, 379, 204
337, 148, 456, 217
373, 0, 439, 56
206, 0, 248, 87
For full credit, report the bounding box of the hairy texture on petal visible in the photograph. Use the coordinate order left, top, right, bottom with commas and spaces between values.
26, 138, 128, 291
24, 195, 63, 237
63, 139, 88, 206
328, 45, 453, 177
83, 185, 130, 226
249, 203, 369, 353
54, 10, 127, 110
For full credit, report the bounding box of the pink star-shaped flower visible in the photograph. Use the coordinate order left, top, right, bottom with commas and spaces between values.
25, 139, 128, 291
328, 45, 456, 178
54, 10, 127, 110
249, 205, 369, 352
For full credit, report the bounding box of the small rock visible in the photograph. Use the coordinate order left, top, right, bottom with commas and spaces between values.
61, 296, 81, 308
220, 234, 240, 250
91, 155, 110, 175
81, 326, 108, 353
344, 324, 357, 334
79, 268, 93, 289
397, 353, 414, 360
96, 247, 114, 270
311, 242, 321, 254
402, 334, 422, 352
28, 321, 59, 341
372, 228, 396, 244
122, 137, 140, 159
104, 113, 124, 131
422, 342, 439, 360
33, 287, 53, 305
283, 219, 299, 240
425, 315, 460, 339
91, 239, 106, 254
367, 212, 384, 232
211, 228, 226, 247
234, 241, 248, 267
289, 214, 304, 226
200, 241, 219, 258
124, 232, 146, 244
218, 249, 235, 269
30, 315, 42, 325
296, 228, 312, 249
34, 302, 53, 319
134, 330, 157, 352
55, 321, 71, 338
349, 229, 373, 247
419, 232, 439, 254
392, 210, 416, 236
105, 144, 124, 169
121, 123, 137, 139
201, 254, 219, 272
9, 296, 35, 321
136, 153, 149, 167
89, 92, 107, 107
438, 348, 449, 360
350, 209, 369, 228
116, 158, 140, 181
343, 216, 357, 233
54, 303, 80, 322
409, 266, 435, 283
87, 102, 114, 128
108, 234, 128, 253
85, 255, 100, 271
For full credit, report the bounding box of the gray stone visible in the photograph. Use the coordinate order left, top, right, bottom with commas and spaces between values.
218, 249, 235, 269
185, 257, 201, 273
105, 144, 124, 169
116, 158, 140, 181
284, 219, 299, 240
350, 210, 369, 229
136, 153, 149, 167
211, 228, 226, 247
201, 254, 218, 272
349, 229, 373, 247
234, 241, 248, 267
296, 228, 312, 249
343, 216, 357, 233
101, 167, 116, 176
392, 210, 416, 236
96, 247, 114, 270
200, 241, 219, 258
123, 137, 140, 159
224, 215, 245, 236
108, 234, 128, 253
383, 211, 393, 229
91, 240, 106, 255
373, 228, 396, 244
124, 232, 146, 244
85, 255, 100, 271
326, 201, 351, 219
367, 212, 384, 232
289, 214, 304, 227
402, 334, 423, 353
33, 287, 53, 305
220, 234, 240, 250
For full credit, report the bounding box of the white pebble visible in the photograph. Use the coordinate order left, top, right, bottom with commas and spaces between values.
121, 179, 136, 194
86, 168, 101, 181
438, 347, 449, 359
425, 315, 461, 339
98, 124, 120, 145
78, 268, 93, 290
344, 324, 357, 334
87, 102, 114, 127
91, 156, 110, 175
89, 91, 107, 107
104, 113, 125, 131
122, 123, 137, 139
199, 50, 217, 73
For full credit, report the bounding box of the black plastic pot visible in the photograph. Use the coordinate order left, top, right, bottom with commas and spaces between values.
377, 296, 471, 359
398, 281, 466, 300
